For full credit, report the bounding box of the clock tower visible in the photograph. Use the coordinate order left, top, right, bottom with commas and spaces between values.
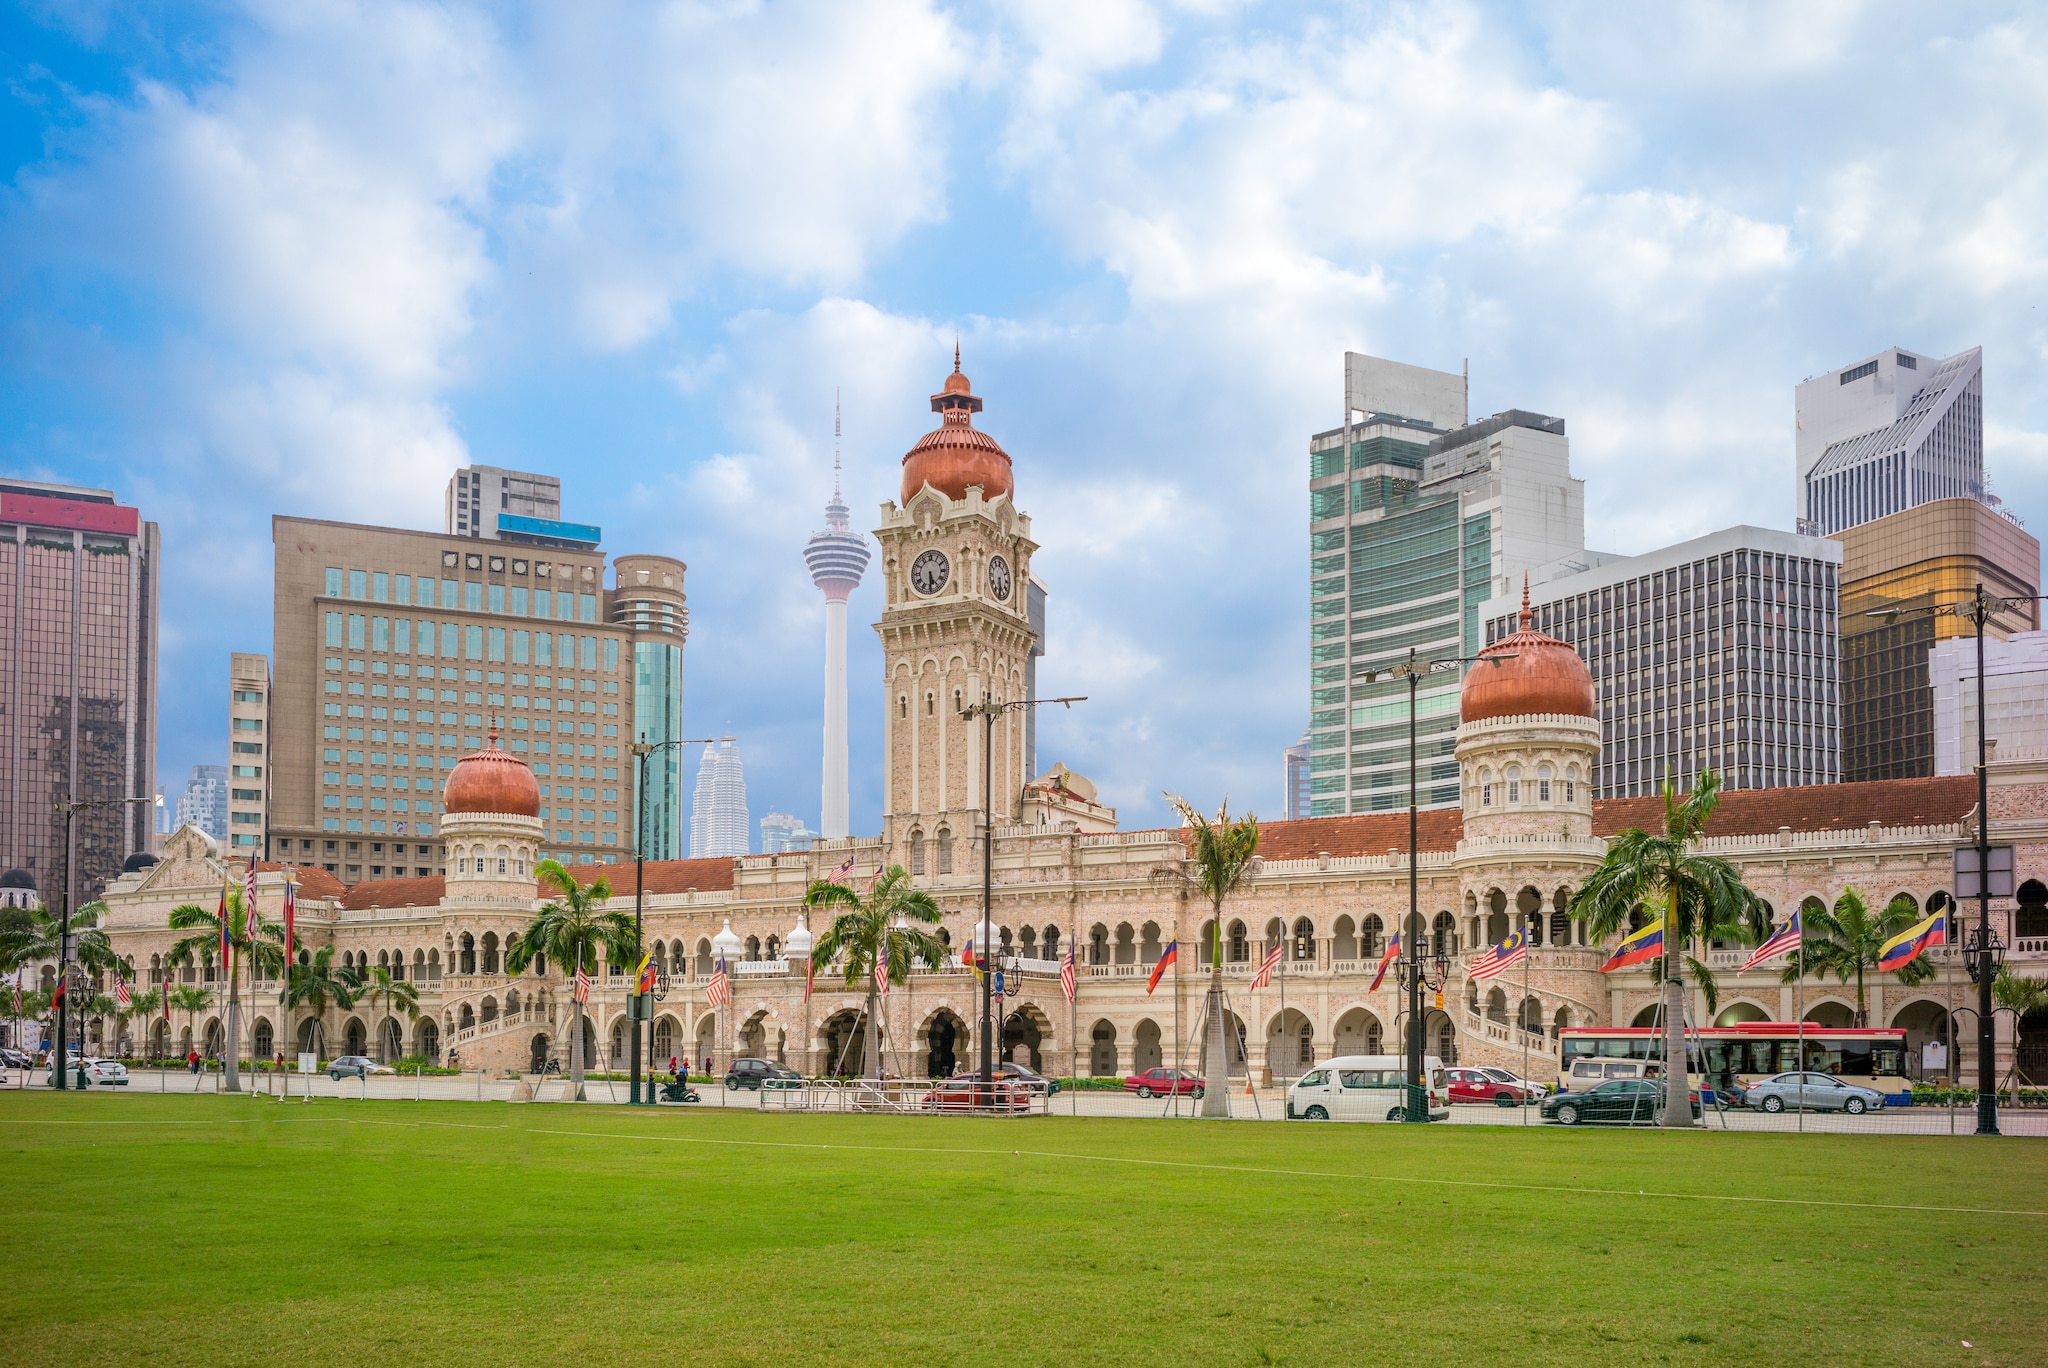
874, 352, 1039, 863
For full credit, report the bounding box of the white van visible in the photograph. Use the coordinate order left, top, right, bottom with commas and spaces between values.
1561, 1057, 1662, 1091
1286, 1055, 1449, 1122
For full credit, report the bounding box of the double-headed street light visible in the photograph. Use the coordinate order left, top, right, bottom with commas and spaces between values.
1358, 649, 1511, 1123
50, 794, 157, 1089
629, 734, 720, 1105
1867, 582, 2044, 1136
959, 693, 1084, 1103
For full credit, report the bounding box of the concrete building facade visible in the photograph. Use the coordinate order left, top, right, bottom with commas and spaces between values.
0, 478, 160, 903
1931, 630, 2048, 777
174, 765, 229, 842
227, 653, 271, 856
1797, 345, 1985, 536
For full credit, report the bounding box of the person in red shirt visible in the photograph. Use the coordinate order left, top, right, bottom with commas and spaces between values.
187, 1048, 200, 1075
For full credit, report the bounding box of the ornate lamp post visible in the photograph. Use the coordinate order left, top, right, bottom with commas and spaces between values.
50, 794, 156, 1090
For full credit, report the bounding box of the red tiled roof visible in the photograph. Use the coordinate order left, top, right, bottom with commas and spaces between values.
1251, 810, 1467, 860
337, 875, 446, 911
556, 857, 736, 896
1591, 776, 1975, 839
258, 863, 348, 900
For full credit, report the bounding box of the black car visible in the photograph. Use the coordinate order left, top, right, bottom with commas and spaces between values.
724, 1057, 801, 1091
1540, 1078, 1701, 1125
998, 1062, 1060, 1095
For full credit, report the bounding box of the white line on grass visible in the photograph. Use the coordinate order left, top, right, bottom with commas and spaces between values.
289, 1112, 2048, 1220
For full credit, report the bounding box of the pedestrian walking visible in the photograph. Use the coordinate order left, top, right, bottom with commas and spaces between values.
187, 1047, 200, 1075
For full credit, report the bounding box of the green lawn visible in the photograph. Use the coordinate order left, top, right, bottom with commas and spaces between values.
4, 1093, 2043, 1367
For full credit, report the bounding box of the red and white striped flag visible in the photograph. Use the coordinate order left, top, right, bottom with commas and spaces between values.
705, 957, 730, 1008
803, 954, 814, 1004
115, 976, 131, 1008
282, 876, 297, 976
573, 965, 590, 1004
1248, 942, 1283, 992
1742, 910, 1803, 972
875, 954, 890, 998
14, 972, 23, 1018
242, 858, 260, 932
1471, 929, 1528, 982
1060, 943, 1076, 1004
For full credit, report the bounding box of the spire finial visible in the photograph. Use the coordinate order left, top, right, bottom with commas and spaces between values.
833, 386, 842, 502
954, 337, 961, 373
488, 713, 501, 745
1519, 572, 1532, 630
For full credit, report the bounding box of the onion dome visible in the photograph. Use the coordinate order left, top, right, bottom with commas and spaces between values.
784, 913, 814, 961
442, 724, 542, 818
1460, 576, 1596, 723
711, 918, 744, 959
900, 345, 1013, 505
1, 868, 36, 889
122, 852, 160, 873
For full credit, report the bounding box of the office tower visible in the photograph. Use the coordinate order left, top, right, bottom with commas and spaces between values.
610, 555, 690, 858
1307, 353, 1585, 816
759, 811, 818, 853
175, 765, 229, 841
803, 402, 871, 839
1483, 527, 1842, 798
1930, 630, 2048, 775
445, 465, 599, 549
1831, 498, 2040, 780
226, 653, 271, 856
268, 514, 672, 883
1797, 345, 1984, 536
1025, 574, 1047, 779
1283, 729, 1312, 821
154, 784, 171, 837
0, 478, 160, 902
690, 737, 749, 857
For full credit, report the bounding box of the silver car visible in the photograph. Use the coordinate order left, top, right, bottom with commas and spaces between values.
1745, 1071, 1886, 1115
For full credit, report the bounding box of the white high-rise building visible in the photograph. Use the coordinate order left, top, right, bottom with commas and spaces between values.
689, 737, 749, 857
176, 764, 229, 841
802, 397, 871, 838
759, 811, 818, 853
1796, 345, 1984, 536
1930, 630, 2048, 776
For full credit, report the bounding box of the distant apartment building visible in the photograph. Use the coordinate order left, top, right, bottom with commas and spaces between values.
1484, 526, 1842, 799
1797, 345, 1985, 537
1830, 497, 2039, 781
1307, 353, 1585, 816
1931, 630, 2048, 775
0, 478, 161, 902
175, 765, 229, 841
690, 738, 749, 857
269, 514, 685, 883
1283, 729, 1313, 821
759, 811, 818, 854
227, 653, 271, 856
444, 464, 602, 551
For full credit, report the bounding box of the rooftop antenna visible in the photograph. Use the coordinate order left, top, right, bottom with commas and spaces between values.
1462, 357, 1470, 426
833, 386, 842, 502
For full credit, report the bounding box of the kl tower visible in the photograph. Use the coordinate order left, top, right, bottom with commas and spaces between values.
803, 393, 872, 838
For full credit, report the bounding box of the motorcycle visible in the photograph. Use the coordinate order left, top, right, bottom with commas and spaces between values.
659, 1079, 700, 1104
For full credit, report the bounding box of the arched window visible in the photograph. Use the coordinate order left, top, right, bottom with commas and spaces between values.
1479, 768, 1493, 806
481, 932, 499, 975
898, 696, 908, 719
1227, 920, 1248, 963
1537, 763, 1553, 802
908, 829, 925, 876
459, 934, 475, 975
1564, 764, 1580, 804
1505, 765, 1522, 804
1432, 911, 1456, 956
1044, 926, 1061, 961
1361, 914, 1383, 959
2017, 880, 2048, 940
1290, 917, 1315, 962
936, 827, 953, 875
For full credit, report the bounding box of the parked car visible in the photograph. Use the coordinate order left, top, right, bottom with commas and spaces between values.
1123, 1067, 1205, 1099
0, 1047, 32, 1069
1476, 1065, 1550, 1097
1541, 1078, 1700, 1125
81, 1059, 130, 1087
1743, 1072, 1886, 1115
1286, 1055, 1449, 1121
998, 1062, 1060, 1095
725, 1058, 802, 1091
923, 1077, 1031, 1113
1444, 1067, 1539, 1106
328, 1056, 395, 1081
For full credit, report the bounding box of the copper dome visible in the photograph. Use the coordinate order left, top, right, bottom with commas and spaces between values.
901, 349, 1013, 505
442, 729, 542, 818
1460, 579, 1595, 724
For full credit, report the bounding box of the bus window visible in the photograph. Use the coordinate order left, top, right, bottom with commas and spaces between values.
1836, 1045, 1874, 1077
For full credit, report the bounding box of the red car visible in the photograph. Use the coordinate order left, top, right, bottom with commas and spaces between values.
923, 1077, 1031, 1113
1443, 1067, 1539, 1107
1123, 1068, 1205, 1099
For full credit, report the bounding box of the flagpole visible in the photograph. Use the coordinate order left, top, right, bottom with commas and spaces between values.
1277, 934, 1288, 1089
1522, 920, 1532, 1127
1069, 911, 1078, 1118
1796, 951, 1805, 1133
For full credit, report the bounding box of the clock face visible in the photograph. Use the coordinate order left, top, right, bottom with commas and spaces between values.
988, 555, 1012, 602
909, 549, 951, 596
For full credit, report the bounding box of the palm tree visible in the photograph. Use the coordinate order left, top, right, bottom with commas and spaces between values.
165, 884, 283, 1092
0, 901, 120, 977
1790, 888, 1935, 1026
804, 865, 946, 1080
126, 985, 165, 1057
169, 985, 213, 1058
285, 946, 361, 1061
507, 859, 632, 1099
355, 966, 420, 1062
1158, 794, 1260, 1117
1569, 770, 1765, 1128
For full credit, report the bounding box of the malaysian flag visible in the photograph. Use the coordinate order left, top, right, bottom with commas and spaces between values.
1060, 943, 1076, 1004
875, 953, 890, 998
705, 957, 730, 1008
1470, 929, 1527, 981
242, 859, 260, 934
14, 972, 23, 1018
1368, 931, 1401, 992
1248, 942, 1283, 992
573, 965, 591, 1004
830, 854, 855, 884
1742, 910, 1803, 972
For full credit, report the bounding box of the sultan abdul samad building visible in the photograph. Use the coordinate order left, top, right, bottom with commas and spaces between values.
101, 360, 2048, 1085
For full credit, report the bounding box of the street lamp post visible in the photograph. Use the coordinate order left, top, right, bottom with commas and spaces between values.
50, 794, 155, 1089
959, 693, 1084, 1103
1362, 649, 1510, 1122
1868, 583, 2043, 1136
629, 734, 718, 1106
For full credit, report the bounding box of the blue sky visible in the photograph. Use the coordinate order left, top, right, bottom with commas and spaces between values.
4, 1, 2046, 841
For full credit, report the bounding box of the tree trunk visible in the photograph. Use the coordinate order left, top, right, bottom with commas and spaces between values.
1660, 887, 1689, 1127
864, 976, 881, 1080
1200, 962, 1229, 1118
224, 967, 242, 1094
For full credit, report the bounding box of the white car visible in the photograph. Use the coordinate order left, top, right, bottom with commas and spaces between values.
1287, 1054, 1449, 1122
82, 1059, 129, 1086
1476, 1065, 1551, 1097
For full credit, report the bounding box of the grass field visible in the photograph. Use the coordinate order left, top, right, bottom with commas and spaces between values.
5, 1093, 2044, 1367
